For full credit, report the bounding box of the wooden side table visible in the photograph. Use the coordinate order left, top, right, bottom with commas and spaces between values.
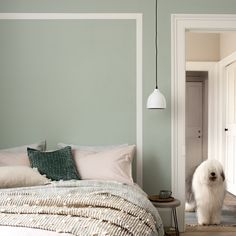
151, 198, 181, 236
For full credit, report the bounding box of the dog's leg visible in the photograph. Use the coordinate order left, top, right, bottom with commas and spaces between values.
210, 210, 221, 225
197, 208, 210, 225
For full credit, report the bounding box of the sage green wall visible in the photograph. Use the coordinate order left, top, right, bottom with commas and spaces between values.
0, 20, 136, 147
0, 0, 236, 198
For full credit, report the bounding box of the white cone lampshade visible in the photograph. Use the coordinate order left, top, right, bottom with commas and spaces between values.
146, 0, 166, 110
147, 88, 166, 109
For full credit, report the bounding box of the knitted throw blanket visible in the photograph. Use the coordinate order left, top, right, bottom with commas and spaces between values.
0, 180, 164, 236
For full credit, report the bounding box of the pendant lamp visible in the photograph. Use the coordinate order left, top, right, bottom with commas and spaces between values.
146, 0, 166, 109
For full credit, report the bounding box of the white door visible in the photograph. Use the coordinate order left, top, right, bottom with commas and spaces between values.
225, 61, 236, 196
186, 82, 203, 177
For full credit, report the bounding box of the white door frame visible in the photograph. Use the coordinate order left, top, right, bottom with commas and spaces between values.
219, 51, 236, 194
171, 14, 236, 231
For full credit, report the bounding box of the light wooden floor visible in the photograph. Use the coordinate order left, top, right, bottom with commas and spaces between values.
166, 226, 236, 236
181, 233, 236, 236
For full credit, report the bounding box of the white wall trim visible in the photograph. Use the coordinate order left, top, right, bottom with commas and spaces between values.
218, 51, 236, 168
135, 14, 143, 188
219, 50, 236, 66
0, 13, 143, 187
0, 13, 141, 20
171, 14, 236, 232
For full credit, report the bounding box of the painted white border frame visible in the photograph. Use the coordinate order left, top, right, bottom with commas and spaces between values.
0, 13, 143, 187
171, 14, 236, 231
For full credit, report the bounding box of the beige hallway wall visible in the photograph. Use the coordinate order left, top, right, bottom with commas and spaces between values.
186, 32, 220, 61
186, 32, 236, 61
220, 32, 236, 59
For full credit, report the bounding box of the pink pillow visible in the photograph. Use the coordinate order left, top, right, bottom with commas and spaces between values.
73, 145, 136, 185
0, 152, 30, 166
0, 141, 46, 167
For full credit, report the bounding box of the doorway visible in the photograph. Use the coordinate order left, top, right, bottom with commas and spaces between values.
184, 31, 236, 230
171, 14, 236, 232
185, 68, 236, 228
185, 71, 208, 178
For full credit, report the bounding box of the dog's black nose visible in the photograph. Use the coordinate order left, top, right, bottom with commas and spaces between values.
211, 172, 216, 176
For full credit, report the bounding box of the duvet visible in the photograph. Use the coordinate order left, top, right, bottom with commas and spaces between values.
0, 180, 164, 236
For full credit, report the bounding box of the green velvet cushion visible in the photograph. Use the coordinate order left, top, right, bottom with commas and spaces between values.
27, 146, 80, 181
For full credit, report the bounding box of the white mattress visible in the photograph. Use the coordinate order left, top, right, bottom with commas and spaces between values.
0, 226, 73, 236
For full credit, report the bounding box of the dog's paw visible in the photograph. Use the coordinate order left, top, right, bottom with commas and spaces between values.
198, 222, 210, 226
185, 202, 196, 212
212, 223, 220, 225
198, 217, 210, 226
210, 221, 220, 225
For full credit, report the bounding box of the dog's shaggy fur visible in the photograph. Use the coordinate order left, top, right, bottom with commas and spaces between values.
185, 159, 226, 225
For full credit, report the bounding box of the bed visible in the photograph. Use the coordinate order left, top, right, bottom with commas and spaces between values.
0, 142, 164, 236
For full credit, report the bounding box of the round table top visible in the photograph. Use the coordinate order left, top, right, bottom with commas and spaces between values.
151, 198, 181, 208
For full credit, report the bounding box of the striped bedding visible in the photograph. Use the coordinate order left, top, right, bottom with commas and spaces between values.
0, 180, 164, 236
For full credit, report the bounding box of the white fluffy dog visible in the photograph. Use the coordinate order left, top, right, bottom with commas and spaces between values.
186, 159, 226, 225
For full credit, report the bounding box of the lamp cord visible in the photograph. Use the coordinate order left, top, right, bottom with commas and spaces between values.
155, 0, 158, 89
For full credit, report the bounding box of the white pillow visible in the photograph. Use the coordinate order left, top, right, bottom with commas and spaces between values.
73, 145, 136, 185
0, 141, 46, 167
57, 143, 128, 152
0, 166, 50, 188
1, 140, 46, 153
